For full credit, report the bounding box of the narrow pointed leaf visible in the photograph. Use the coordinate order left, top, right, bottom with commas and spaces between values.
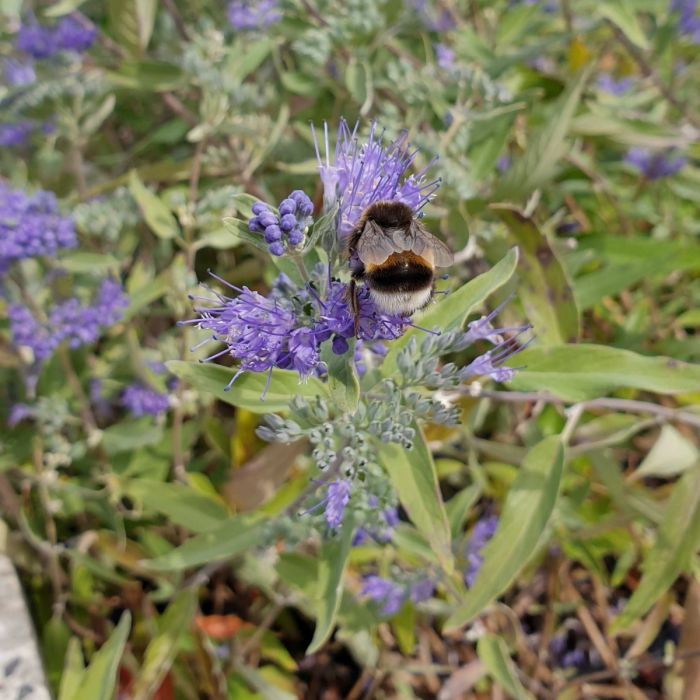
306, 515, 356, 654
492, 204, 579, 344
379, 423, 453, 571
444, 436, 564, 631
611, 467, 700, 633
167, 361, 328, 414
74, 612, 131, 700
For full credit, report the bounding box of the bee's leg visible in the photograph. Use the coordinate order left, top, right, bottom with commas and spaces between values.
349, 278, 360, 336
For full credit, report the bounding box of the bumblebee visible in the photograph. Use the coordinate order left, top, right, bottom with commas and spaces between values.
347, 201, 453, 329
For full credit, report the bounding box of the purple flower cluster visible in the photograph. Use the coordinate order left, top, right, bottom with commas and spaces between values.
9, 279, 128, 363
0, 184, 77, 268
187, 273, 409, 391
3, 58, 36, 87
324, 480, 351, 528
248, 190, 313, 256
353, 504, 399, 545
596, 73, 633, 96
227, 0, 282, 31
435, 43, 455, 71
624, 147, 686, 180
0, 122, 34, 148
361, 575, 435, 615
671, 0, 700, 42
121, 384, 170, 418
15, 16, 97, 59
456, 304, 531, 384
464, 515, 498, 587
312, 119, 440, 239
408, 0, 455, 32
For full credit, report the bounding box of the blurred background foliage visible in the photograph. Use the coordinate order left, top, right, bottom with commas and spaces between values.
1, 0, 700, 698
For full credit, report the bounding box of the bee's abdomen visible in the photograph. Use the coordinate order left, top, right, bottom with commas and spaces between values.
365, 252, 434, 293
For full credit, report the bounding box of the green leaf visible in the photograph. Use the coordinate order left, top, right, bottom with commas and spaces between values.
74, 612, 131, 700
633, 425, 699, 481
58, 638, 84, 700
323, 339, 360, 413
597, 0, 649, 50
492, 205, 579, 344
130, 590, 197, 700
222, 216, 270, 252
495, 68, 591, 200
227, 39, 274, 84
58, 251, 120, 274
611, 467, 700, 632
128, 170, 179, 239
102, 418, 163, 455
144, 515, 267, 571
44, 0, 87, 16
108, 0, 157, 54
306, 515, 356, 654
444, 436, 564, 631
378, 423, 453, 571
477, 635, 535, 700
167, 361, 329, 414
192, 228, 241, 251
509, 344, 700, 402
446, 484, 482, 540
382, 247, 519, 376
43, 616, 71, 695
106, 60, 184, 91
123, 479, 229, 533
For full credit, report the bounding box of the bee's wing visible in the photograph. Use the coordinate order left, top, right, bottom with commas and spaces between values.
356, 220, 397, 265
393, 221, 454, 267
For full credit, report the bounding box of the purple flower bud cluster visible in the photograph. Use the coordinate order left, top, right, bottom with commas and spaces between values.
624, 147, 686, 180
9, 279, 128, 363
248, 190, 313, 256
0, 184, 77, 268
671, 0, 700, 43
187, 273, 409, 390
227, 0, 282, 31
0, 121, 34, 148
3, 58, 36, 87
313, 119, 441, 239
15, 16, 96, 59
596, 73, 633, 96
121, 384, 170, 418
464, 515, 498, 587
361, 574, 435, 615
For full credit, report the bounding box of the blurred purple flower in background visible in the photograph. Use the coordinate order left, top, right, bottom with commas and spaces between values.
227, 0, 282, 31
464, 515, 498, 586
408, 0, 455, 32
671, 0, 700, 43
625, 147, 686, 180
361, 576, 406, 615
15, 16, 96, 59
121, 384, 170, 417
0, 184, 77, 268
9, 279, 128, 364
596, 73, 633, 96
3, 58, 36, 86
435, 43, 455, 71
0, 121, 33, 147
7, 403, 33, 427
